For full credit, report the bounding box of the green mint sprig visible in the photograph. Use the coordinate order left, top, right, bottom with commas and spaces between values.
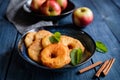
70, 48, 82, 66
96, 41, 108, 53
49, 32, 61, 43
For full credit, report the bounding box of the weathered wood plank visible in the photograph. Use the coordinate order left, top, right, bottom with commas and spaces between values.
0, 0, 10, 17
112, 0, 120, 9
91, 0, 120, 42
0, 19, 18, 80
89, 0, 120, 80
52, 61, 98, 80
0, 2, 18, 80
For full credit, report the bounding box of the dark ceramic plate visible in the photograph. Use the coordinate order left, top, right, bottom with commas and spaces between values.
18, 25, 96, 71
23, 0, 75, 21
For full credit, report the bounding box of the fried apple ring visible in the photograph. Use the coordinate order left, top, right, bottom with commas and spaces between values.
24, 32, 36, 48
42, 35, 85, 52
60, 35, 85, 52
35, 30, 52, 40
28, 40, 42, 62
40, 43, 71, 68
42, 34, 52, 48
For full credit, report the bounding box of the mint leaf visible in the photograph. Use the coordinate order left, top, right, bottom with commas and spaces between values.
49, 32, 61, 43
96, 41, 108, 53
49, 36, 58, 43
70, 49, 77, 66
54, 32, 61, 38
70, 48, 82, 66
77, 48, 82, 64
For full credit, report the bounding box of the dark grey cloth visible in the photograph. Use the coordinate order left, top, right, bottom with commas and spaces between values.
6, 0, 53, 34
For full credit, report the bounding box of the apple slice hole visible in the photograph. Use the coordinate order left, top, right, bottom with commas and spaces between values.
68, 44, 74, 49
50, 53, 57, 58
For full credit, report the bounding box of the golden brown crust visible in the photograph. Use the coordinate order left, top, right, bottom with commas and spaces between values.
24, 32, 36, 48
35, 30, 52, 40
28, 40, 42, 62
42, 34, 52, 48
40, 43, 71, 68
60, 35, 85, 52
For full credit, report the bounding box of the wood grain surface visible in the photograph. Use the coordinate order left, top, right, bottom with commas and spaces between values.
0, 0, 120, 80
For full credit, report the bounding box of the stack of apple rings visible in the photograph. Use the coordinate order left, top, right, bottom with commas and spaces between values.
24, 30, 85, 68
24, 30, 52, 62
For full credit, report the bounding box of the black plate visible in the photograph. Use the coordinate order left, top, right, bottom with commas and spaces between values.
18, 25, 96, 71
23, 0, 75, 22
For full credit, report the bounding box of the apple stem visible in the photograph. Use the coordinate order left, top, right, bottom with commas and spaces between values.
81, 9, 86, 12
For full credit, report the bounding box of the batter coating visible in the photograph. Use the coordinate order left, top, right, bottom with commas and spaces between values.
35, 30, 52, 40
24, 32, 36, 48
42, 34, 52, 48
28, 40, 42, 62
42, 35, 85, 52
40, 43, 71, 68
60, 35, 85, 52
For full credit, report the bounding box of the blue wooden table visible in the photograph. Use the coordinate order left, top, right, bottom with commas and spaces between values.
0, 0, 120, 80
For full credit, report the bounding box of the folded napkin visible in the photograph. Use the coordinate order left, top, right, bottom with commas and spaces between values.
6, 0, 53, 34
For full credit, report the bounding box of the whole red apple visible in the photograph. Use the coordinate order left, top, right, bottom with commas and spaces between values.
40, 0, 61, 16
30, 0, 46, 11
55, 0, 68, 11
72, 7, 94, 27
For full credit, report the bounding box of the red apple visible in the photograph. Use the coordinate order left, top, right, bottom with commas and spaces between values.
30, 0, 46, 11
55, 0, 68, 11
40, 0, 61, 16
72, 7, 94, 27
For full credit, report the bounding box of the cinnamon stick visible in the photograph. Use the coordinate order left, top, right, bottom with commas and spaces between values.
102, 58, 115, 76
95, 60, 109, 77
79, 61, 102, 74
